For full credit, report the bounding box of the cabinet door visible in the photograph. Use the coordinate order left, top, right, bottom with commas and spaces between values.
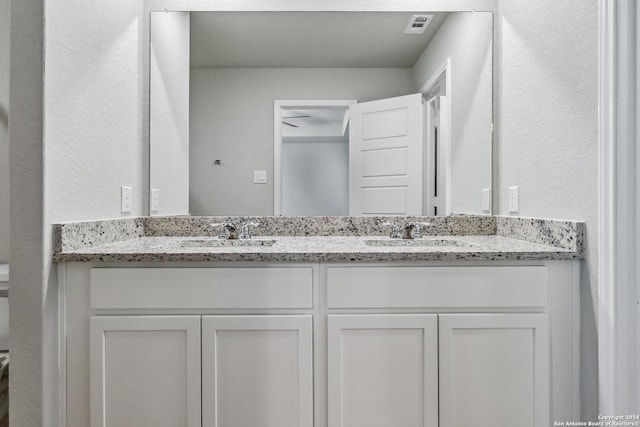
201, 315, 313, 427
439, 314, 549, 427
327, 314, 438, 427
90, 316, 201, 427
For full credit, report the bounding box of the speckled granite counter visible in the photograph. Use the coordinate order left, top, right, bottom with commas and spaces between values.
52, 215, 584, 262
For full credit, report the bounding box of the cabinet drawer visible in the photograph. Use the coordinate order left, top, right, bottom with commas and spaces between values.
326, 266, 548, 309
90, 267, 313, 309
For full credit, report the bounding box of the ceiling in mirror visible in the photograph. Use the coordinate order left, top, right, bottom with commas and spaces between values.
190, 12, 449, 68
149, 10, 493, 217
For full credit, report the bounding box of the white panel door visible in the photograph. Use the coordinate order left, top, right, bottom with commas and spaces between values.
327, 314, 438, 427
202, 315, 313, 427
349, 93, 423, 215
90, 316, 202, 427
439, 314, 550, 427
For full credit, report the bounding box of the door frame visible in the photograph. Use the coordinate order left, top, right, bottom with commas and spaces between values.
273, 100, 356, 215
598, 0, 640, 415
419, 58, 452, 215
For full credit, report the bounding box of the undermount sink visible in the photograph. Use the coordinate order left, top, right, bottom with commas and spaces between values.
364, 238, 479, 248
181, 238, 277, 248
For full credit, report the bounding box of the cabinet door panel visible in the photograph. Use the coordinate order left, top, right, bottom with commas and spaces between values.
439, 314, 549, 427
90, 316, 201, 427
202, 315, 313, 427
327, 314, 438, 427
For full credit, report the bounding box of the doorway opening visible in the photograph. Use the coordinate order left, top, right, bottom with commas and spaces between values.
274, 100, 356, 216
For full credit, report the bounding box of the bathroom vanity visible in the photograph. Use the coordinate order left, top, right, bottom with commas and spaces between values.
55, 216, 583, 427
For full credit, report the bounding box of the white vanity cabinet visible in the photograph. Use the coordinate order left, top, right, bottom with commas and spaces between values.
326, 313, 549, 427
438, 313, 549, 427
323, 264, 574, 427
62, 260, 579, 427
327, 314, 439, 427
89, 314, 313, 427
201, 315, 313, 427
90, 316, 202, 427
76, 265, 315, 427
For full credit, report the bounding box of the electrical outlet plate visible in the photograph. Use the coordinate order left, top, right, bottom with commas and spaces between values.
482, 188, 491, 212
151, 189, 160, 212
508, 186, 519, 213
121, 186, 133, 213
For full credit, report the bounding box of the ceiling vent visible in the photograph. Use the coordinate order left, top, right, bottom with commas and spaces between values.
404, 14, 433, 35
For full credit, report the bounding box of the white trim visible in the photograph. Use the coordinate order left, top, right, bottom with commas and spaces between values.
273, 100, 356, 216
424, 98, 435, 215
419, 57, 451, 95
598, 0, 640, 415
439, 95, 452, 216
58, 264, 67, 427
598, 0, 617, 412
572, 260, 582, 419
146, 1, 498, 13
420, 59, 452, 216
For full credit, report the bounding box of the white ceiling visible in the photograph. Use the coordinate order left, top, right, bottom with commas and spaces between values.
190, 11, 448, 68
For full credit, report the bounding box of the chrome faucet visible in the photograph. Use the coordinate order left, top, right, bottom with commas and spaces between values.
402, 223, 416, 239
409, 222, 432, 239
384, 221, 432, 239
210, 222, 238, 239
239, 222, 260, 239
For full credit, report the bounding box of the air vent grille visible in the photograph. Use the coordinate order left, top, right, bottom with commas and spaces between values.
405, 14, 433, 35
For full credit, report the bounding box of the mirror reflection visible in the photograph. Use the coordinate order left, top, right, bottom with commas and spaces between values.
278, 103, 353, 216
149, 11, 493, 216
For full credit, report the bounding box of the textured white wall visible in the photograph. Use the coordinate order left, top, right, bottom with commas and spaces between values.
496, 0, 599, 420
45, 1, 145, 222
8, 1, 146, 426
413, 11, 493, 214
149, 11, 190, 215
42, 2, 145, 426
189, 67, 414, 215
0, 0, 9, 264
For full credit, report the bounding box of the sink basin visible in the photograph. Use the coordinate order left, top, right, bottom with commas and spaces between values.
364, 238, 478, 248
181, 238, 277, 248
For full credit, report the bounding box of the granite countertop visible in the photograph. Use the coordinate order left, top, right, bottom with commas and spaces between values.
53, 216, 584, 263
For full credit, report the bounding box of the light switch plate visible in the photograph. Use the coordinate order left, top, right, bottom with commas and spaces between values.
121, 186, 133, 213
151, 189, 160, 212
482, 188, 491, 212
254, 170, 267, 184
508, 186, 519, 213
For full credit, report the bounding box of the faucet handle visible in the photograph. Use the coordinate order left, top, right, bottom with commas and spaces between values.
412, 222, 432, 238
210, 222, 237, 239
210, 222, 224, 238
382, 222, 403, 239
239, 222, 261, 239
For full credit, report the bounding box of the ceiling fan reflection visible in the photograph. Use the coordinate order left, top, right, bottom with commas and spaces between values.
282, 114, 310, 127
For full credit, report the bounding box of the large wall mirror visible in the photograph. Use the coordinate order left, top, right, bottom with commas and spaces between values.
149, 10, 493, 216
